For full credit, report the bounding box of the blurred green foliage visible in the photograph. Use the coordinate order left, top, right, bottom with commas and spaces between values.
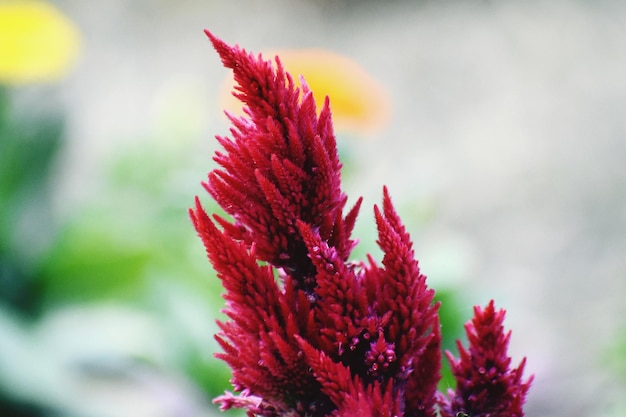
0, 88, 63, 316
0, 86, 231, 416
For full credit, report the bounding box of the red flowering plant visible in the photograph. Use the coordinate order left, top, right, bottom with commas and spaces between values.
190, 31, 532, 417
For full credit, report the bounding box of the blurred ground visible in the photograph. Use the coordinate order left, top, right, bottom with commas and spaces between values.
7, 0, 626, 416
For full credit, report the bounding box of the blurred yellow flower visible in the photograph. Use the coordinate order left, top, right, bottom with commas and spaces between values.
0, 1, 80, 84
221, 48, 391, 136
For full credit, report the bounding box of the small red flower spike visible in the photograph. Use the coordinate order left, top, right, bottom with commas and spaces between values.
438, 301, 533, 417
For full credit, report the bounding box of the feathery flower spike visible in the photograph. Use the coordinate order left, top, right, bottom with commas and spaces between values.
190, 31, 532, 417
438, 301, 533, 417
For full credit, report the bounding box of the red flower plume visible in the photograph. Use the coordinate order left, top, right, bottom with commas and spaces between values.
438, 301, 533, 417
190, 31, 532, 417
199, 30, 360, 293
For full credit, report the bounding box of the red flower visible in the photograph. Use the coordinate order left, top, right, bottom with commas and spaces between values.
190, 31, 532, 417
438, 301, 533, 417
197, 30, 360, 294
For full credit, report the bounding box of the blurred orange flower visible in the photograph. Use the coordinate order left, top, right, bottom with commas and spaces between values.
220, 48, 390, 136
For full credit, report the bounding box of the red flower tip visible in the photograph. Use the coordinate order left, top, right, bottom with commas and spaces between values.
191, 31, 532, 417
438, 301, 533, 417
196, 29, 356, 294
